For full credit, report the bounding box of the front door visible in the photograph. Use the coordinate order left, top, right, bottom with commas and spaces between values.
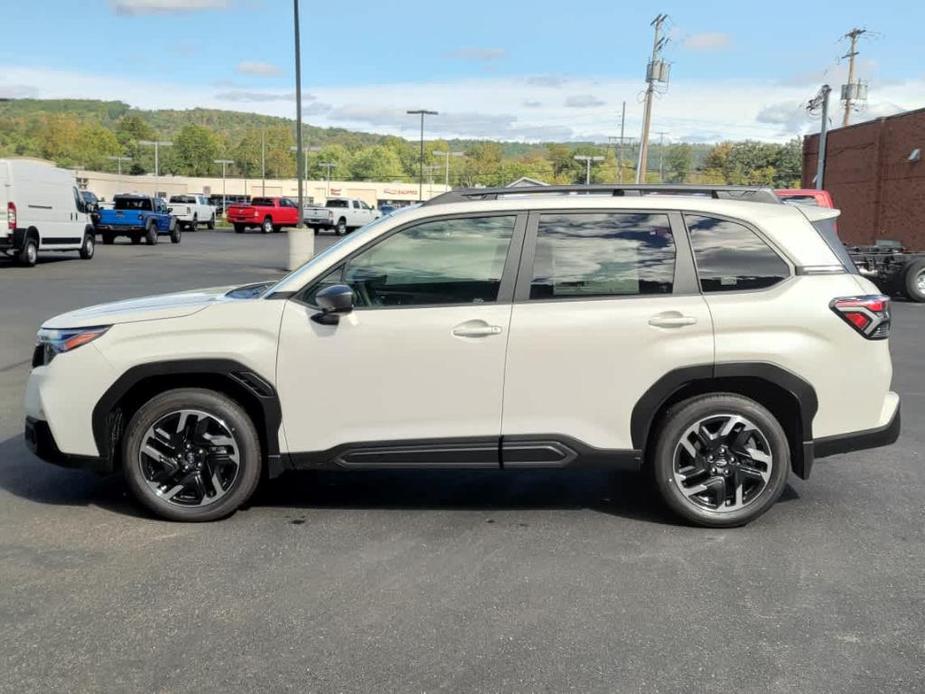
501, 210, 714, 461
277, 212, 526, 466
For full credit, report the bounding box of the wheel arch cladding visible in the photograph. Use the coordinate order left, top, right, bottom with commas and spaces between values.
631, 363, 818, 480
91, 359, 285, 478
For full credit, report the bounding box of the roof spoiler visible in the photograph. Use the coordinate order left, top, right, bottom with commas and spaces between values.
797, 206, 841, 223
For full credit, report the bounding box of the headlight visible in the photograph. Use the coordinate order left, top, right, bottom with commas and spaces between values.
35, 326, 110, 366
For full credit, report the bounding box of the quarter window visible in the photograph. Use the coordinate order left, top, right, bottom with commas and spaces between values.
686, 215, 790, 292
529, 213, 675, 299
340, 216, 516, 307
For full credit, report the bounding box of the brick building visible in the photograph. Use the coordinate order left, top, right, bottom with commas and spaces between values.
802, 107, 925, 248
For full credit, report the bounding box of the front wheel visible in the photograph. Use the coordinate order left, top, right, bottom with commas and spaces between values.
122, 388, 262, 522
170, 221, 182, 244
650, 394, 790, 528
79, 232, 95, 259
207, 215, 216, 230
903, 260, 925, 303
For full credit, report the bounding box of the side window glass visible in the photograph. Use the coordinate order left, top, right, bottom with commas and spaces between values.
342, 216, 516, 307
686, 215, 790, 292
529, 213, 675, 299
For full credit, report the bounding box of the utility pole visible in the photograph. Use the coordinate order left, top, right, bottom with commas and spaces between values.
574, 155, 605, 185
261, 126, 267, 196
406, 109, 438, 201
138, 140, 172, 179
655, 131, 670, 182
432, 150, 463, 188
214, 159, 234, 215
319, 162, 336, 198
841, 28, 868, 127
636, 13, 670, 184
293, 0, 304, 228
107, 155, 132, 175
808, 84, 832, 189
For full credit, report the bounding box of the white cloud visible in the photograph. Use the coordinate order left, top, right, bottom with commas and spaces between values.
526, 75, 570, 88
682, 32, 732, 52
110, 0, 230, 15
0, 84, 38, 98
565, 94, 606, 108
444, 48, 507, 63
236, 61, 282, 77
3, 64, 924, 144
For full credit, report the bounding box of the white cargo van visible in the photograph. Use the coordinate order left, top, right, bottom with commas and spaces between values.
0, 158, 96, 267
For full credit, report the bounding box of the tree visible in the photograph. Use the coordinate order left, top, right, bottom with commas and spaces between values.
663, 143, 693, 184
172, 124, 220, 176
349, 145, 404, 181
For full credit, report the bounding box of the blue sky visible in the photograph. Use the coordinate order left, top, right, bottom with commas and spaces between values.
1, 0, 922, 142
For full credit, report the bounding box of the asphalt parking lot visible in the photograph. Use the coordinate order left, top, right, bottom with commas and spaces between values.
1, 230, 923, 693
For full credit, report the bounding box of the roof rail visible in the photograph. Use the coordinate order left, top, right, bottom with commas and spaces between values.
424, 184, 782, 206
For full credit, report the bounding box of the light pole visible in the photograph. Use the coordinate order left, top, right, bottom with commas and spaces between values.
432, 150, 463, 188
293, 0, 304, 228
574, 155, 605, 185
214, 159, 234, 217
407, 109, 438, 201
107, 155, 132, 175
138, 140, 173, 178
319, 162, 336, 198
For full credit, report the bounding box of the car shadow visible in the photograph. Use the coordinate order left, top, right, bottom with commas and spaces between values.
0, 435, 800, 525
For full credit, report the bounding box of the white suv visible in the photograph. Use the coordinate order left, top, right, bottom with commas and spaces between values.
23, 185, 900, 526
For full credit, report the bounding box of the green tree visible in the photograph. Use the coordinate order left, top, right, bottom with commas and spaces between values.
349, 145, 404, 181
663, 143, 693, 184
171, 125, 220, 176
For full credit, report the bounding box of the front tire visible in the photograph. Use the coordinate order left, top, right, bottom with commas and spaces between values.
903, 260, 925, 303
170, 220, 182, 244
122, 388, 262, 522
79, 232, 95, 259
651, 394, 790, 528
207, 215, 216, 230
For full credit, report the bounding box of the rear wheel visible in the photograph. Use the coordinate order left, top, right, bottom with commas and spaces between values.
18, 237, 38, 266
79, 232, 95, 259
131, 235, 141, 245
651, 394, 789, 528
102, 233, 115, 245
146, 222, 158, 246
234, 224, 245, 234
903, 260, 925, 303
335, 217, 347, 235
122, 388, 262, 522
261, 217, 273, 234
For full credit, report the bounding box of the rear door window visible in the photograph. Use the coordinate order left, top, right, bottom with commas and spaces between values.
686, 215, 790, 292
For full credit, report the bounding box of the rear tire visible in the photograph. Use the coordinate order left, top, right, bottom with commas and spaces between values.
261, 217, 273, 234
121, 388, 262, 522
146, 222, 158, 246
650, 393, 790, 528
79, 232, 95, 259
102, 234, 115, 245
335, 217, 347, 235
18, 237, 38, 266
234, 224, 245, 234
131, 235, 141, 245
903, 260, 925, 303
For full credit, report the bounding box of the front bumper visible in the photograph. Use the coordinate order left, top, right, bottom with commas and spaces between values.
24, 417, 110, 473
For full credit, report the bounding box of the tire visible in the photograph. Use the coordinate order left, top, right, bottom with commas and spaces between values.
102, 233, 115, 245
131, 235, 141, 245
234, 224, 245, 234
311, 226, 319, 235
261, 217, 273, 234
903, 259, 925, 303
650, 393, 790, 528
170, 220, 182, 244
121, 388, 262, 522
146, 222, 158, 246
335, 217, 347, 235
18, 236, 38, 266
207, 215, 216, 230
191, 214, 198, 231
79, 231, 95, 259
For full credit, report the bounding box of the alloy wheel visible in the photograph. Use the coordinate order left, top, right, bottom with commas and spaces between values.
672, 413, 773, 513
916, 268, 925, 294
138, 409, 241, 507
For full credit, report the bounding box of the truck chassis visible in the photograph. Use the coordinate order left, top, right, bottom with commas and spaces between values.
848, 241, 925, 303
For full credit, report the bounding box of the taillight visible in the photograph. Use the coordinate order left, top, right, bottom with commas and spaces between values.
831, 295, 891, 340
7, 201, 16, 231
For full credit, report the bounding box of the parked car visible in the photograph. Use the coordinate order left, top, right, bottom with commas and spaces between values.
80, 190, 102, 226
304, 197, 382, 234
167, 194, 216, 231
227, 197, 299, 233
0, 158, 96, 266
23, 184, 900, 526
96, 194, 180, 245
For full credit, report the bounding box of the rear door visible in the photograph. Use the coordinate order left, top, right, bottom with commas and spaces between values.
500, 209, 714, 461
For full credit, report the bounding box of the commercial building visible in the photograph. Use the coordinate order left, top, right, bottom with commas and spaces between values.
802, 107, 925, 248
75, 170, 450, 208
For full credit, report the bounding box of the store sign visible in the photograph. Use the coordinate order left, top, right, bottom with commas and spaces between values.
383, 187, 418, 196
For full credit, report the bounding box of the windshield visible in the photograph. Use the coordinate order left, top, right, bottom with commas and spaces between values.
114, 197, 152, 211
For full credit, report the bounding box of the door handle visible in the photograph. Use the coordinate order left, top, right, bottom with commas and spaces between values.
452, 320, 503, 338
648, 312, 697, 328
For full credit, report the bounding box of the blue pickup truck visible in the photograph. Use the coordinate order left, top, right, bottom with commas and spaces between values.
96, 194, 180, 245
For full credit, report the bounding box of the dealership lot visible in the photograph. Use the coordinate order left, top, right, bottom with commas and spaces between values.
1, 232, 923, 692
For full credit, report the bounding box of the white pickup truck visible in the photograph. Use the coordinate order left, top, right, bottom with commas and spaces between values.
303, 197, 381, 235
167, 194, 217, 231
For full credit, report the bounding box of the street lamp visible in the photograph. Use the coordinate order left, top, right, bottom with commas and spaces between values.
214, 159, 234, 217
574, 155, 605, 185
138, 140, 173, 178
432, 150, 464, 188
107, 155, 132, 175
407, 109, 438, 201
318, 162, 336, 198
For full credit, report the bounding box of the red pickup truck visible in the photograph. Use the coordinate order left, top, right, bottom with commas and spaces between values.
227, 196, 300, 233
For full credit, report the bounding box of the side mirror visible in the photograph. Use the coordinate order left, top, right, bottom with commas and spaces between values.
312, 284, 354, 325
